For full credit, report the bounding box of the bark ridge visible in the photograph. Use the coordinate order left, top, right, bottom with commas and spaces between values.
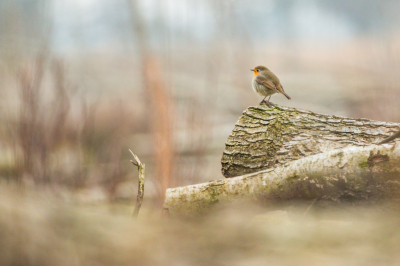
222, 104, 400, 178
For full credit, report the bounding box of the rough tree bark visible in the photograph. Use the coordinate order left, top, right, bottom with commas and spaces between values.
222, 104, 400, 178
164, 104, 400, 217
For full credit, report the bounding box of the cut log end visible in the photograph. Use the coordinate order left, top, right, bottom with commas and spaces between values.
221, 105, 400, 178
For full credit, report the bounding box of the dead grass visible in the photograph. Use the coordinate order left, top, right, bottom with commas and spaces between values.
1, 185, 400, 266
0, 52, 139, 200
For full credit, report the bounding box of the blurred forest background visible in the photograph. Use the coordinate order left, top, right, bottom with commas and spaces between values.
2, 1, 400, 265
1, 0, 400, 206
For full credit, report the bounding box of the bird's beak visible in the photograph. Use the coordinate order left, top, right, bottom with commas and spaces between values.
250, 69, 254, 72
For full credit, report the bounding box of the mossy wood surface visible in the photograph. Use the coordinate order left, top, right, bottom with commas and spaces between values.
164, 105, 400, 216
222, 104, 400, 178
165, 143, 400, 217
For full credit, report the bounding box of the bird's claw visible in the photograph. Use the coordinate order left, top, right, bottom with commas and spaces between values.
260, 100, 275, 107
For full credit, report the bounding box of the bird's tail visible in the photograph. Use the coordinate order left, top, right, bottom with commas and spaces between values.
278, 85, 291, 100
281, 91, 291, 100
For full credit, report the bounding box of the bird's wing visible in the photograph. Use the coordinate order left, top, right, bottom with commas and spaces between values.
255, 75, 278, 92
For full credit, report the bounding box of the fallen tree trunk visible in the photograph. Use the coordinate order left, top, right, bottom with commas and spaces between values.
222, 104, 399, 178
165, 143, 400, 216
164, 105, 400, 216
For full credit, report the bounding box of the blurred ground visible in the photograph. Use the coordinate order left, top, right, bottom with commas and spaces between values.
1, 185, 400, 266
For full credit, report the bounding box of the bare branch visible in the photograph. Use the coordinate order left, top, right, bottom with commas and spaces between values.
378, 130, 400, 144
129, 149, 145, 219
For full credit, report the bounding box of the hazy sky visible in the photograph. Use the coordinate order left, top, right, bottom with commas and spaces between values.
50, 0, 360, 51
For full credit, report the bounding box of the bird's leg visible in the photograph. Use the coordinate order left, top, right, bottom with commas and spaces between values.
260, 95, 268, 104
260, 96, 274, 107
260, 95, 275, 106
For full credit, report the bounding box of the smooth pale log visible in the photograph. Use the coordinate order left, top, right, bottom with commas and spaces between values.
164, 143, 400, 217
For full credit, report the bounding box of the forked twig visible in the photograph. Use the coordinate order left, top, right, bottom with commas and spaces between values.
378, 130, 400, 144
129, 149, 145, 218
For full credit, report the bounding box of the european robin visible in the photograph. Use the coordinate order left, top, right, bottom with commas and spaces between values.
251, 65, 291, 105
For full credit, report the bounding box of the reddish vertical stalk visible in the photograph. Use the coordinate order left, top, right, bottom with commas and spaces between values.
128, 0, 175, 205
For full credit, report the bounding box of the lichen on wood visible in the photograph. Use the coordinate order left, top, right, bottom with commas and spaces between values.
222, 104, 400, 178
164, 143, 400, 217
163, 105, 400, 217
